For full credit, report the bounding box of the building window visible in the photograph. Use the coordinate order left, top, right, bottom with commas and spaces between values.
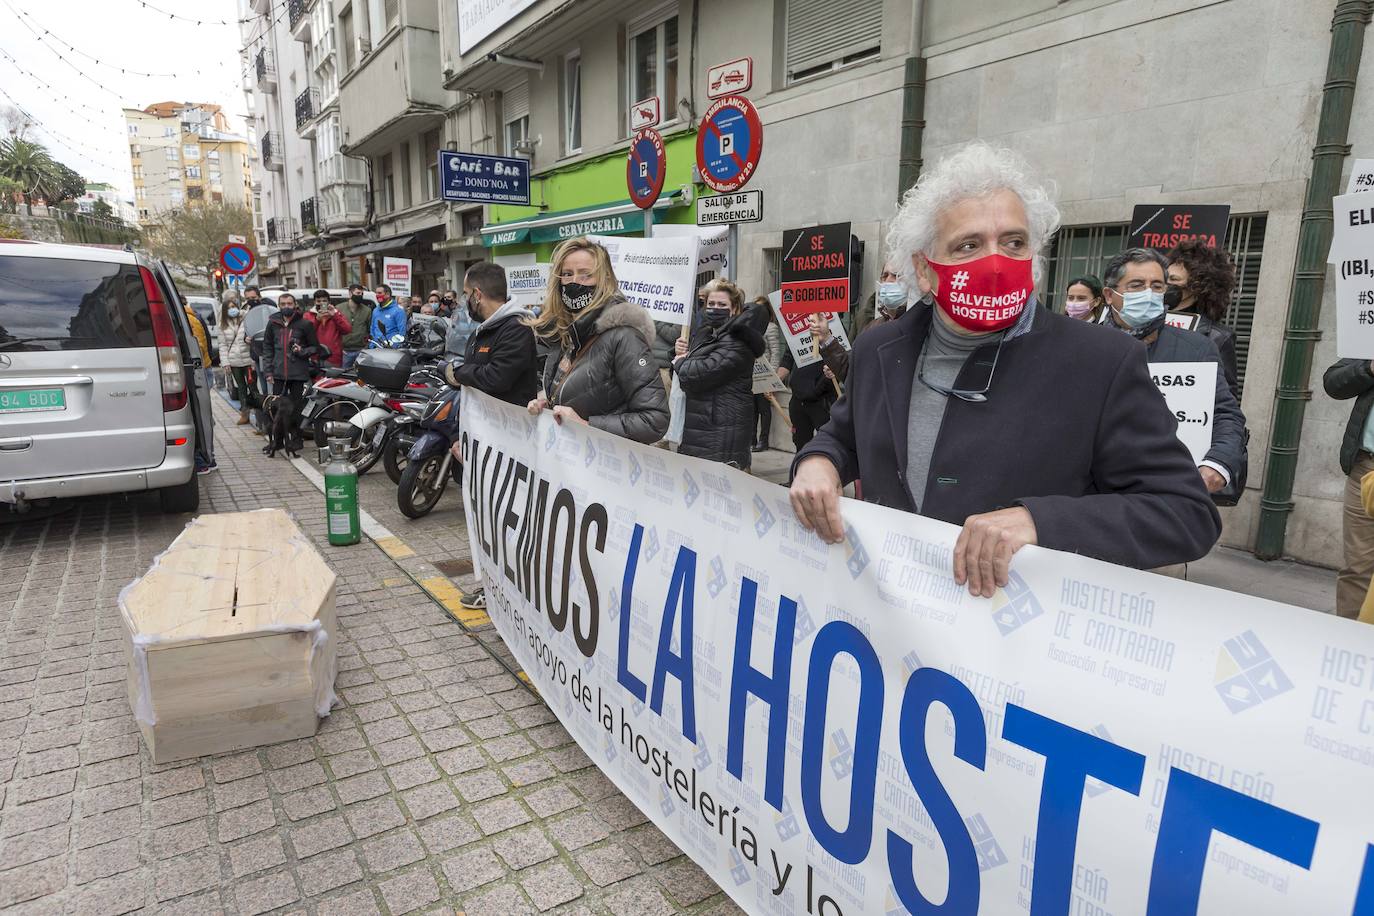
423, 128, 441, 200
784, 0, 882, 84
505, 116, 529, 157
170, 190, 184, 206
187, 187, 204, 201
167, 168, 180, 182
399, 142, 412, 209
185, 165, 201, 179
763, 247, 781, 293
207, 149, 220, 161
209, 169, 221, 183
628, 12, 678, 131
163, 126, 176, 138
384, 0, 399, 31
1042, 214, 1269, 392
340, 6, 356, 72
564, 51, 582, 155
183, 143, 200, 159
127, 124, 137, 136
379, 152, 394, 213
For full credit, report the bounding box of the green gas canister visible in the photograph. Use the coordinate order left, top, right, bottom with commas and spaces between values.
321, 438, 361, 546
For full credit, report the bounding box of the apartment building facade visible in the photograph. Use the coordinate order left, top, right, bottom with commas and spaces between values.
123, 103, 255, 227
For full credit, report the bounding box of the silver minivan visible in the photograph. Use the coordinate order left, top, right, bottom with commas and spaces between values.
0, 241, 207, 513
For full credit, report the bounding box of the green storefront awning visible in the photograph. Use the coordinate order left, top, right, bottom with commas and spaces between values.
480, 191, 686, 248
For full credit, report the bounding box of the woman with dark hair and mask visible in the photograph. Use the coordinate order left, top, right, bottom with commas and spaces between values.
1166, 239, 1240, 398
526, 237, 669, 443
1063, 274, 1106, 322
671, 278, 767, 469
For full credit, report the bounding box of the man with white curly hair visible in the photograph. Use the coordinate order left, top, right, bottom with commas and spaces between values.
789, 142, 1221, 596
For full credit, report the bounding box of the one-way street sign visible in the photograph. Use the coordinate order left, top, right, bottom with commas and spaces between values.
697, 190, 763, 226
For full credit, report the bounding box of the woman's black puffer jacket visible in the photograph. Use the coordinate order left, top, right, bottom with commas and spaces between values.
543, 296, 669, 443
674, 306, 767, 468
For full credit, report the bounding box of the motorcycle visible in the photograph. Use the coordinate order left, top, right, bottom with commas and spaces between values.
396, 383, 462, 519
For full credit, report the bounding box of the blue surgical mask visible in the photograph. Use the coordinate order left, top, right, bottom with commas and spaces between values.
1115, 289, 1165, 328
227, 307, 241, 319
876, 282, 906, 308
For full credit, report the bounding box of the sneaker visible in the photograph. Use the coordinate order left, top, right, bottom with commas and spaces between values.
459, 587, 486, 610
196, 462, 218, 476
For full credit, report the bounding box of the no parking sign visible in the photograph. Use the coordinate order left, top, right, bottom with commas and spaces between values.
626, 127, 666, 209
695, 94, 763, 194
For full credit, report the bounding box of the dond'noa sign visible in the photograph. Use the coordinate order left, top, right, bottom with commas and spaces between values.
780, 222, 850, 314
461, 387, 1374, 916
440, 150, 530, 206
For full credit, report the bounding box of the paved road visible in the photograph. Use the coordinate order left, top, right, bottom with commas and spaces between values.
0, 395, 741, 915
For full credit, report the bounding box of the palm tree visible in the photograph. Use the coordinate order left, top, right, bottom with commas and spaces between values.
0, 138, 56, 215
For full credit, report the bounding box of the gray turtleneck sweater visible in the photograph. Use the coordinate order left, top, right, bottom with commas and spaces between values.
905, 302, 1037, 511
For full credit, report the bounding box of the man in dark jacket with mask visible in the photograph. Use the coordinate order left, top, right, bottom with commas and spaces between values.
1325, 357, 1374, 617
261, 293, 320, 409
790, 142, 1221, 596
444, 263, 538, 406
339, 284, 373, 369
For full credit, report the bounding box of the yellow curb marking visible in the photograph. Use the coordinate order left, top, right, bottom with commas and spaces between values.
381, 577, 408, 587
375, 536, 415, 559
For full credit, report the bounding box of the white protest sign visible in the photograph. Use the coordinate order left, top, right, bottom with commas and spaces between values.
1164, 312, 1200, 331
751, 359, 786, 394
1348, 158, 1374, 194
506, 263, 549, 311
1330, 192, 1374, 357
589, 233, 699, 326
461, 389, 1374, 916
767, 289, 848, 367
382, 257, 412, 299
654, 223, 729, 288
1150, 361, 1217, 464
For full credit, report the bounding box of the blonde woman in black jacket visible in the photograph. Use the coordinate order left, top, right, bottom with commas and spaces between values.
526, 237, 668, 443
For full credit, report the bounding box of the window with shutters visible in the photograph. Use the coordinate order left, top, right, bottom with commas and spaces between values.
1042, 214, 1268, 392
628, 8, 678, 134
763, 247, 782, 293
340, 7, 356, 72
423, 128, 441, 200
564, 52, 582, 155
503, 81, 530, 156
784, 0, 883, 84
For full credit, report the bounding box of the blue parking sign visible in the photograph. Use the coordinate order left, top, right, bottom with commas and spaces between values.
440, 151, 531, 206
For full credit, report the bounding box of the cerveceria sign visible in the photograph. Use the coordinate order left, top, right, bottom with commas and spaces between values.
780, 222, 850, 314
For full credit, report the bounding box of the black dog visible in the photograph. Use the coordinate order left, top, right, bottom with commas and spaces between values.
262, 394, 302, 459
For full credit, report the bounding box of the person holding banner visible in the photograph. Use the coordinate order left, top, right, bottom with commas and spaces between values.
1323, 357, 1374, 618
790, 142, 1220, 596
1165, 239, 1241, 398
526, 237, 668, 443
670, 278, 768, 469
1102, 248, 1247, 502
444, 262, 538, 406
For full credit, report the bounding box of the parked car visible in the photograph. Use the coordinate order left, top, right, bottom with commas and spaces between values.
0, 241, 210, 513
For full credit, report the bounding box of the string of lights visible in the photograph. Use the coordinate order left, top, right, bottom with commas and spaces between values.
126, 0, 268, 28
2, 0, 206, 79
0, 46, 116, 121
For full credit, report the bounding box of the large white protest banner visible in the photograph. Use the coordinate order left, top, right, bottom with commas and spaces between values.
589, 233, 699, 325
768, 290, 849, 367
1149, 361, 1217, 464
1330, 192, 1374, 357
655, 223, 729, 288
460, 389, 1374, 916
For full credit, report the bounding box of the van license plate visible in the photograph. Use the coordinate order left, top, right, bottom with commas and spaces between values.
0, 388, 66, 413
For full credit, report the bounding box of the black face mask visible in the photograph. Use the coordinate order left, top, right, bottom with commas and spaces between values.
1163, 285, 1185, 310
279, 307, 296, 318
702, 307, 731, 327
561, 282, 596, 311
350, 293, 363, 303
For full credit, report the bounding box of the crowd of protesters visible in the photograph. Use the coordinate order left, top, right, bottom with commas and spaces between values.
209, 141, 1374, 608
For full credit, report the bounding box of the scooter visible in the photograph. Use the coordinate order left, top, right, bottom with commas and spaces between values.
396, 384, 462, 519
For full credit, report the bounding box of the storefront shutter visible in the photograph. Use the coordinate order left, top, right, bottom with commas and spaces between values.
503, 81, 530, 124
784, 0, 883, 80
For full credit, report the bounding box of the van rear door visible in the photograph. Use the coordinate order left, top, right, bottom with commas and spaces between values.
0, 254, 166, 480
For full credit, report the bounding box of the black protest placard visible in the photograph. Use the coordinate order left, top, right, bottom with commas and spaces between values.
1128, 204, 1230, 251
780, 222, 850, 314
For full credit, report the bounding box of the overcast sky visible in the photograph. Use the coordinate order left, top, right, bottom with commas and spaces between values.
0, 0, 251, 199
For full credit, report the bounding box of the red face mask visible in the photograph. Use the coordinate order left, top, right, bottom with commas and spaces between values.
925, 254, 1034, 333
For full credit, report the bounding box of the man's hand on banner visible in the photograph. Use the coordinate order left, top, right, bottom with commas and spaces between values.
790, 456, 844, 544
552, 405, 587, 426
954, 507, 1038, 598
527, 396, 549, 416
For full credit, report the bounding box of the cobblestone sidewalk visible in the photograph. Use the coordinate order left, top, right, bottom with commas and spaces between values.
0, 394, 737, 915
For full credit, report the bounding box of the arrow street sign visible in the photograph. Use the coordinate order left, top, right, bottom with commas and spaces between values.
697, 190, 762, 226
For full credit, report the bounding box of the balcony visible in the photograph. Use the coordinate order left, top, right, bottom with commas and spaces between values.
337, 27, 448, 156
299, 197, 318, 236
265, 216, 297, 251
254, 48, 276, 92
294, 88, 319, 133
261, 132, 283, 172
288, 0, 314, 42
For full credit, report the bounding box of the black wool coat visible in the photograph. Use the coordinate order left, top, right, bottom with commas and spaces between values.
794, 303, 1222, 570
675, 307, 767, 468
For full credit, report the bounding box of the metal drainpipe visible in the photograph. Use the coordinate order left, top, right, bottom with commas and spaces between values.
1255, 0, 1374, 559
897, 1, 926, 202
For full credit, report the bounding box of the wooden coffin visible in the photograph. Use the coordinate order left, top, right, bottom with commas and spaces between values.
118, 509, 338, 763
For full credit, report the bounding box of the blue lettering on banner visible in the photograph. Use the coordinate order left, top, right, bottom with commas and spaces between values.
458, 390, 1374, 916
